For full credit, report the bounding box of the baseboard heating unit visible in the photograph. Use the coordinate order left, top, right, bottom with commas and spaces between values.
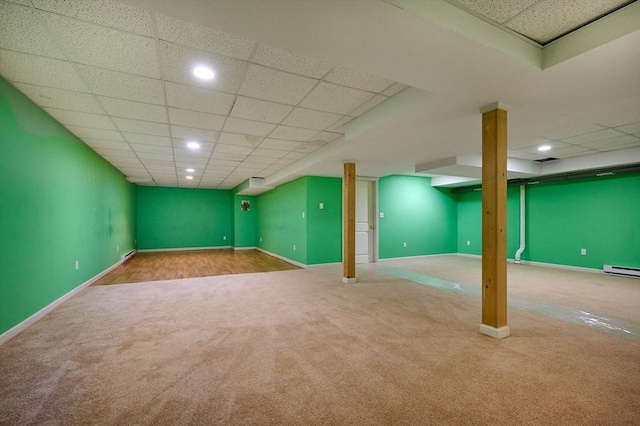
121, 249, 136, 264
603, 265, 640, 278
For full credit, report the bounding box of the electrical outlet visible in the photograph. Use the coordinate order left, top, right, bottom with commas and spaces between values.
319, 202, 324, 210
403, 242, 407, 248
75, 260, 79, 270
302, 211, 305, 218
293, 244, 296, 251
467, 240, 470, 246
223, 236, 227, 240
581, 248, 587, 255
380, 212, 384, 218
117, 245, 120, 252
260, 237, 263, 242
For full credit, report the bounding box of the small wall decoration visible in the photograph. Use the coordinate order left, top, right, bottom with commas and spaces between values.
241, 200, 250, 211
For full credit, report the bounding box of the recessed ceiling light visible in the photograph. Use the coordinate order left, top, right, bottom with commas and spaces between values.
538, 145, 552, 152
193, 66, 214, 80
186, 176, 194, 180
186, 168, 195, 173
187, 141, 200, 150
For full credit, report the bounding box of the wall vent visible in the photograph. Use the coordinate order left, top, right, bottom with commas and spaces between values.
603, 264, 640, 278
121, 249, 136, 264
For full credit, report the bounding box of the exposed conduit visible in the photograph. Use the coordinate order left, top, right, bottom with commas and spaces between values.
514, 185, 526, 264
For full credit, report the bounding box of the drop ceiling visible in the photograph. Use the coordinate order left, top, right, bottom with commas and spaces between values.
1, 0, 639, 191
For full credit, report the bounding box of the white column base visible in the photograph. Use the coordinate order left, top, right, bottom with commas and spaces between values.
342, 277, 357, 284
479, 324, 510, 339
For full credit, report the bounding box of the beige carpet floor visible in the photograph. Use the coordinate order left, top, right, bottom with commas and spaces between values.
0, 256, 639, 425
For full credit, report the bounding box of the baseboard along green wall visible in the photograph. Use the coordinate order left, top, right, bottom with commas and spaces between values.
136, 186, 231, 250
0, 77, 136, 335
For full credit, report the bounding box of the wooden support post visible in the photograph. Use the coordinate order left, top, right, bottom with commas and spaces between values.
343, 162, 356, 283
479, 102, 510, 339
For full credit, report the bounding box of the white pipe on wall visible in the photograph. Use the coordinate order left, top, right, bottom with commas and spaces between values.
514, 185, 526, 263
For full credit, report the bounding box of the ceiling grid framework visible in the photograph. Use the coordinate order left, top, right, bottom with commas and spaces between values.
0, 0, 406, 189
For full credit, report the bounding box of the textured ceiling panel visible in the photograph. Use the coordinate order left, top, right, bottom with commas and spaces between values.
32, 0, 154, 36
615, 121, 640, 134
270, 125, 319, 142
308, 131, 341, 144
325, 116, 353, 134
165, 82, 235, 115
41, 12, 160, 78
223, 117, 277, 137
251, 148, 288, 159
0, 2, 66, 59
230, 96, 294, 124
324, 67, 394, 93
348, 94, 387, 116
112, 117, 170, 137
450, 0, 538, 24
381, 82, 409, 97
0, 50, 89, 91
14, 83, 103, 114
44, 108, 116, 130
252, 43, 332, 78
300, 82, 375, 115
239, 64, 318, 105
170, 125, 218, 142
560, 128, 624, 144
156, 13, 254, 60
258, 138, 302, 151
281, 108, 343, 131
582, 134, 640, 150
98, 97, 168, 123
66, 125, 124, 142
75, 64, 165, 105
168, 108, 226, 131
160, 41, 247, 93
214, 143, 254, 156
122, 132, 171, 146
217, 132, 263, 147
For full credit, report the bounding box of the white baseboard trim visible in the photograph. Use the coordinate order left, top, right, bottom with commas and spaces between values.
233, 246, 257, 251
457, 253, 602, 274
137, 245, 231, 253
342, 277, 357, 284
456, 253, 481, 259
479, 324, 511, 339
308, 262, 342, 267
0, 259, 121, 346
378, 253, 457, 262
255, 248, 306, 268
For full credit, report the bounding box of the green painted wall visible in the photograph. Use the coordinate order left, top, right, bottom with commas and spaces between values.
457, 185, 521, 256
233, 194, 258, 248
378, 175, 458, 259
306, 176, 342, 264
257, 177, 308, 264
136, 186, 231, 250
0, 78, 135, 335
456, 174, 640, 269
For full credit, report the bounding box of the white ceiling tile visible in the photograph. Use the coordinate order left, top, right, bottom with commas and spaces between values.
165, 82, 235, 115
252, 43, 332, 78
381, 82, 409, 97
168, 108, 225, 131
172, 148, 213, 158
504, 0, 629, 44
127, 177, 154, 184
5, 0, 32, 6
83, 138, 130, 150
14, 83, 103, 114
160, 41, 247, 93
561, 129, 625, 145
113, 118, 170, 137
269, 125, 318, 141
44, 108, 115, 129
156, 14, 254, 60
281, 108, 343, 131
146, 167, 177, 175
614, 122, 640, 135
0, 2, 66, 59
209, 152, 247, 162
251, 148, 287, 159
223, 117, 276, 137
517, 140, 571, 154
324, 67, 394, 93
214, 144, 254, 156
230, 96, 293, 124
243, 155, 277, 165
582, 134, 640, 151
170, 125, 218, 143
348, 95, 387, 116
451, 0, 538, 24
129, 144, 174, 155
76, 64, 164, 105
239, 64, 317, 105
103, 156, 142, 166
32, 0, 153, 36
272, 158, 297, 166
551, 146, 600, 159
300, 82, 375, 115
217, 132, 263, 147
308, 131, 341, 144
171, 138, 214, 150
283, 152, 306, 160
258, 138, 301, 151
122, 133, 171, 146
325, 115, 352, 134
94, 147, 135, 158
208, 159, 241, 168
174, 155, 209, 165
0, 50, 89, 91
137, 152, 174, 162
66, 125, 124, 141
98, 97, 167, 123
295, 143, 322, 153
141, 159, 175, 167
41, 12, 160, 78
116, 166, 149, 175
